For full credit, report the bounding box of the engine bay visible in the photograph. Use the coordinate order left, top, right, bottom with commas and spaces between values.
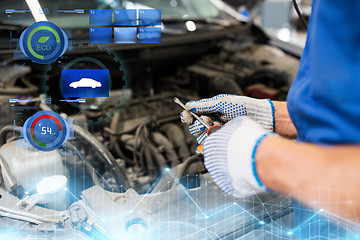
0, 20, 305, 239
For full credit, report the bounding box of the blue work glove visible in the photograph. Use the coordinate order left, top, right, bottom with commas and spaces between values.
204, 117, 273, 198
181, 94, 275, 144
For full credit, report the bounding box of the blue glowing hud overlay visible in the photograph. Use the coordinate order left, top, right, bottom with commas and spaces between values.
61, 69, 110, 97
89, 9, 161, 44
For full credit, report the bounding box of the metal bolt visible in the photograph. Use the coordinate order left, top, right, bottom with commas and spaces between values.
20, 202, 28, 208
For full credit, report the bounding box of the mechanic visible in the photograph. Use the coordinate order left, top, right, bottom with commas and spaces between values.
181, 0, 360, 238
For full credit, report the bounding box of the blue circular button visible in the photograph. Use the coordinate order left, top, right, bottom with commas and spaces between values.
20, 21, 68, 64
23, 111, 70, 152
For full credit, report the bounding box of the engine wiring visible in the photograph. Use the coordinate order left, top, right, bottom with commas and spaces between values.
292, 0, 308, 30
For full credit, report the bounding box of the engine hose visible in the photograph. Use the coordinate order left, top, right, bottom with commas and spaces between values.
110, 111, 121, 138
292, 0, 308, 30
109, 111, 131, 162
73, 125, 129, 191
151, 154, 204, 193
0, 126, 28, 198
83, 110, 103, 119
120, 134, 142, 166
120, 134, 156, 176
133, 123, 156, 173
113, 141, 134, 165
132, 124, 143, 168
171, 154, 204, 189
141, 133, 157, 176
160, 124, 191, 162
63, 142, 101, 187
152, 132, 180, 167
0, 125, 22, 147
176, 154, 204, 178
181, 124, 199, 154
147, 140, 168, 169
0, 78, 38, 95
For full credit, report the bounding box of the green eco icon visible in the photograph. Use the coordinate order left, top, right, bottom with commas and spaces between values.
37, 36, 50, 43
19, 21, 68, 64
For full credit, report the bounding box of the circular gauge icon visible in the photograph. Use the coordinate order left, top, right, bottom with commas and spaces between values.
19, 21, 68, 64
23, 111, 70, 152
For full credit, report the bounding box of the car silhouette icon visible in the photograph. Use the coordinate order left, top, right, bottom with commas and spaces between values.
69, 78, 102, 89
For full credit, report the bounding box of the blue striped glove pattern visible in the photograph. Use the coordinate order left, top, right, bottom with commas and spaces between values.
203, 117, 272, 198
180, 114, 222, 144
181, 94, 274, 144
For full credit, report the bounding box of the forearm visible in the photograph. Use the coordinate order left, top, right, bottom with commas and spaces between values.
272, 101, 297, 138
256, 135, 360, 222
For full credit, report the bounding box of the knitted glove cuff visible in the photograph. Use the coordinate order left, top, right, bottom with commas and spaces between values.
246, 98, 275, 132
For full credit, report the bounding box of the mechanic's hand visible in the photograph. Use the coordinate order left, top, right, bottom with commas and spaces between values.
203, 117, 272, 198
180, 94, 274, 144
180, 114, 223, 144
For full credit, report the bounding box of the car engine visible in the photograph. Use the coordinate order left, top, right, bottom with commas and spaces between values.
0, 31, 303, 238
2, 2, 357, 239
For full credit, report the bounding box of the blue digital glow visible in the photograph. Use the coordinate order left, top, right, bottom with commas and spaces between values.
22, 111, 70, 152
114, 27, 137, 43
88, 9, 162, 44
30, 30, 57, 56
89, 9, 113, 26
138, 9, 161, 25
114, 9, 137, 25
34, 119, 59, 144
61, 69, 110, 97
89, 27, 112, 43
138, 27, 161, 43
19, 21, 68, 64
